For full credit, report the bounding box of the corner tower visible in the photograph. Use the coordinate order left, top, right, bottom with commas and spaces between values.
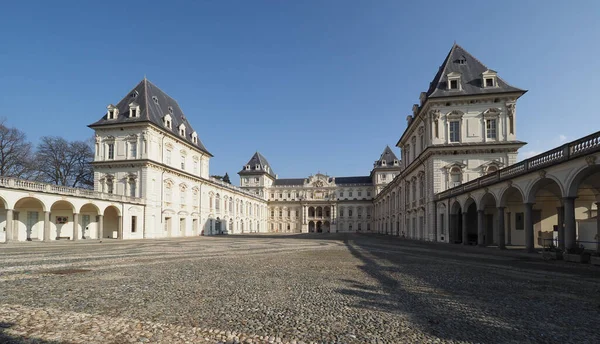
238, 152, 276, 199
371, 145, 402, 195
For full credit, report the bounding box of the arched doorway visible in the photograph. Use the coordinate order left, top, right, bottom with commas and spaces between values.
103, 206, 121, 239
308, 221, 315, 233
323, 221, 330, 233
463, 198, 477, 245
80, 203, 100, 239
215, 217, 221, 234
316, 207, 323, 217
565, 165, 600, 250
50, 200, 75, 240
0, 196, 8, 242
449, 201, 462, 244
499, 186, 525, 247
308, 207, 315, 218
478, 193, 498, 247
14, 197, 46, 241
526, 178, 563, 252
316, 221, 323, 233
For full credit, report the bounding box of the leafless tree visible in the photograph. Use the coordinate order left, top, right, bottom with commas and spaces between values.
34, 136, 94, 188
0, 118, 33, 178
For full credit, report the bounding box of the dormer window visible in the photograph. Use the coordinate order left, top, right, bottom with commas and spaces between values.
381, 160, 386, 166
152, 96, 159, 105
178, 123, 186, 137
168, 106, 174, 114
129, 102, 140, 118
191, 131, 198, 144
457, 55, 466, 65
482, 69, 498, 88
393, 159, 398, 166
107, 105, 118, 120
447, 72, 462, 90
163, 114, 172, 129
245, 165, 250, 170
255, 164, 260, 170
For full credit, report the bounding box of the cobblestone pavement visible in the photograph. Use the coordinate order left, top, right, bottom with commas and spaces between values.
1, 234, 599, 344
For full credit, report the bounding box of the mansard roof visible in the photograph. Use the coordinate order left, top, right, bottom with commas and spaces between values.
373, 145, 400, 169
335, 176, 372, 185
273, 178, 305, 186
89, 78, 212, 156
425, 43, 526, 99
239, 152, 276, 178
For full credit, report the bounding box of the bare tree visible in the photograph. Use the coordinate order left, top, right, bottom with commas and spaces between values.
34, 136, 94, 188
0, 118, 33, 178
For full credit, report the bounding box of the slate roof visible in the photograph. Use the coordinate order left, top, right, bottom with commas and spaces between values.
335, 176, 372, 185
239, 152, 276, 178
425, 43, 526, 98
273, 178, 305, 186
89, 78, 212, 156
373, 145, 400, 169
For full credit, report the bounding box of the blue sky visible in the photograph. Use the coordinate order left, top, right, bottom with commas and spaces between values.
1, 1, 599, 183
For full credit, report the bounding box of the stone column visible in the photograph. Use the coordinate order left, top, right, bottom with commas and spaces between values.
524, 203, 535, 253
507, 212, 512, 245
72, 213, 79, 241
43, 211, 51, 242
5, 209, 13, 243
596, 202, 600, 253
557, 206, 565, 249
462, 212, 468, 245
117, 215, 123, 239
497, 207, 506, 249
98, 215, 104, 239
477, 210, 485, 247
563, 197, 577, 251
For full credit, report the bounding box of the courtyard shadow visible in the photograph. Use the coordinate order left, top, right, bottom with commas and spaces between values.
0, 322, 64, 344
337, 238, 595, 343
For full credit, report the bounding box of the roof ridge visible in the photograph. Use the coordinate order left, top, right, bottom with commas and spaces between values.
143, 78, 150, 120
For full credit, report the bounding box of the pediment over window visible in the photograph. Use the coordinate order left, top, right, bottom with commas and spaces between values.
483, 108, 501, 118
478, 160, 504, 172
443, 161, 467, 170
447, 110, 464, 119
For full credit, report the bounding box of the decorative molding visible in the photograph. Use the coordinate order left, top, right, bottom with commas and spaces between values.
506, 103, 515, 117
429, 109, 441, 120
585, 155, 597, 166
417, 127, 425, 135
538, 170, 547, 179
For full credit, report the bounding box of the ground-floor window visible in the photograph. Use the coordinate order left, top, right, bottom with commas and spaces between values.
131, 216, 137, 233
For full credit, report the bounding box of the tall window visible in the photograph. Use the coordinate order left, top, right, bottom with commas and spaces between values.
107, 143, 115, 160
193, 160, 199, 174
215, 194, 220, 210
165, 185, 172, 202
450, 167, 462, 187
166, 150, 172, 165
107, 180, 114, 194
129, 182, 136, 197
180, 155, 186, 170
130, 142, 137, 158
449, 121, 460, 142
486, 119, 497, 139
180, 189, 186, 204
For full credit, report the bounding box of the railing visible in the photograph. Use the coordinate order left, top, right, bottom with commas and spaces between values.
436, 130, 600, 200
0, 176, 145, 204
208, 177, 263, 200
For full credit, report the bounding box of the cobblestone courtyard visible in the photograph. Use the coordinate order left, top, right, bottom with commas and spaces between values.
0, 234, 599, 344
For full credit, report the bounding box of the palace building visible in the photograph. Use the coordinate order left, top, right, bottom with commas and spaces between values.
1, 43, 598, 251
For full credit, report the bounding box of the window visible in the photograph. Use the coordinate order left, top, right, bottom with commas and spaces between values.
358, 223, 362, 231
367, 191, 371, 197
165, 185, 172, 202
440, 213, 445, 235
405, 146, 410, 162
420, 135, 425, 151
367, 223, 371, 231
358, 191, 362, 197
487, 165, 498, 174
340, 191, 344, 197
107, 180, 114, 194
515, 212, 524, 230
450, 167, 462, 187
450, 80, 458, 89
130, 108, 137, 117
486, 119, 497, 139
107, 143, 114, 160
485, 78, 494, 87
449, 121, 460, 142
180, 189, 186, 204
152, 96, 159, 104
193, 160, 199, 174
180, 156, 185, 170
130, 182, 136, 197
349, 191, 353, 197
166, 150, 171, 165
130, 142, 137, 158
131, 216, 137, 233
279, 210, 282, 217
349, 209, 353, 217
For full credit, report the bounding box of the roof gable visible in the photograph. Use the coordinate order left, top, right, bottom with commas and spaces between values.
425, 43, 525, 99
89, 78, 211, 156
239, 152, 276, 178
373, 145, 400, 169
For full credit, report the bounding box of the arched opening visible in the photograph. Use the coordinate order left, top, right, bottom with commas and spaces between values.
324, 206, 331, 217
316, 207, 323, 217
316, 221, 323, 233
308, 221, 315, 233
308, 207, 315, 218
215, 217, 222, 234
526, 178, 563, 251
50, 200, 75, 240
450, 166, 462, 188
566, 165, 600, 250
14, 197, 45, 241
486, 165, 498, 175
323, 221, 330, 233
499, 186, 525, 247
80, 203, 100, 239
449, 201, 462, 244
229, 219, 234, 234
463, 198, 478, 245
103, 206, 121, 239
478, 193, 498, 246
0, 196, 8, 242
